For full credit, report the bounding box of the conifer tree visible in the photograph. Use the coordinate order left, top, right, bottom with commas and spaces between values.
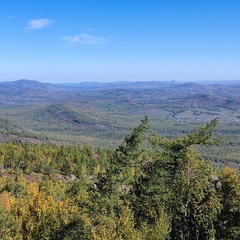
215, 167, 240, 240
133, 119, 221, 239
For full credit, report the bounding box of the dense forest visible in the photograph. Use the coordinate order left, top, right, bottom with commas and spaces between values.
0, 116, 239, 239
1, 79, 240, 167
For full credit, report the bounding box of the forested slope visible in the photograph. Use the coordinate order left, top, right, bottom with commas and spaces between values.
1, 80, 240, 167
0, 117, 239, 239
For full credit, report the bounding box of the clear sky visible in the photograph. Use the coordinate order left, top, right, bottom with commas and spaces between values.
0, 0, 240, 83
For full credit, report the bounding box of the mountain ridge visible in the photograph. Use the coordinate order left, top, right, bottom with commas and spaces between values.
1, 79, 240, 107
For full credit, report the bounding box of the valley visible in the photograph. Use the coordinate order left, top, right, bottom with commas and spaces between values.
0, 79, 240, 168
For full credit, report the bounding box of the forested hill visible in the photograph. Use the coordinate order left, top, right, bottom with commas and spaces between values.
1, 79, 240, 167
1, 79, 240, 110
1, 79, 240, 94
0, 118, 239, 239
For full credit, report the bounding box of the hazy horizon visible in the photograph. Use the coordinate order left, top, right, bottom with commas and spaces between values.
1, 78, 240, 85
1, 0, 240, 83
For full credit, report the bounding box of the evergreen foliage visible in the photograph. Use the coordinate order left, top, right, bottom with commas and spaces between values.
0, 117, 239, 239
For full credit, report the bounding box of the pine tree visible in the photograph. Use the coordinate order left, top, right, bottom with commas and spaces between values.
133, 119, 221, 239
215, 167, 240, 240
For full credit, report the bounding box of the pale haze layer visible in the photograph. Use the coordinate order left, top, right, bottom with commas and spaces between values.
0, 0, 240, 83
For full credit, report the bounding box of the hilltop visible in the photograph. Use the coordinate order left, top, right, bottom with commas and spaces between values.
0, 79, 240, 167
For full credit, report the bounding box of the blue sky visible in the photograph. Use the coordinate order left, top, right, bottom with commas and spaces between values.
0, 0, 240, 83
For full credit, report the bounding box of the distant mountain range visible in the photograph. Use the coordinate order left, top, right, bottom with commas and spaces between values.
1, 79, 240, 92
1, 79, 240, 106
1, 79, 240, 160
0, 79, 181, 91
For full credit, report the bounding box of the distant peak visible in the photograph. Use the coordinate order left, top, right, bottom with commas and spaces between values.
16, 79, 39, 83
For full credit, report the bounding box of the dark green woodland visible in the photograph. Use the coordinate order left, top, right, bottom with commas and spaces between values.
0, 116, 239, 239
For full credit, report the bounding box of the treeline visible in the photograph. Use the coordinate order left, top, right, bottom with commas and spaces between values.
0, 116, 239, 239
0, 142, 109, 177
